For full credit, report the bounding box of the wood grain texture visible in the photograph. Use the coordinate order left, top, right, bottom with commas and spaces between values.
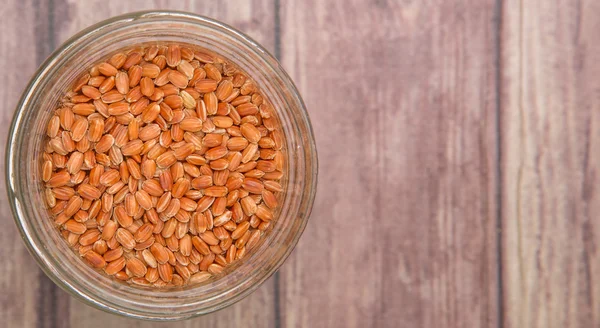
278, 1, 499, 327
0, 1, 59, 328
501, 0, 600, 327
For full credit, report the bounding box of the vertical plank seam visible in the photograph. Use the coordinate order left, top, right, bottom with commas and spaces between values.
273, 0, 282, 328
35, 0, 60, 327
494, 0, 504, 327
515, 0, 526, 326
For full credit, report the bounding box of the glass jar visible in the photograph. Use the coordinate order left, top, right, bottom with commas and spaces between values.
6, 11, 317, 320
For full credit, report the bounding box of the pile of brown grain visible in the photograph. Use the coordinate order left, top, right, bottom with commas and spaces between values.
42, 44, 284, 287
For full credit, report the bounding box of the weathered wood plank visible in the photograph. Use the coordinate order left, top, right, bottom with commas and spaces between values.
501, 0, 600, 327
278, 0, 499, 327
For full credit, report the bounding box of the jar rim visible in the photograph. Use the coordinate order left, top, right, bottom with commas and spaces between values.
6, 10, 318, 320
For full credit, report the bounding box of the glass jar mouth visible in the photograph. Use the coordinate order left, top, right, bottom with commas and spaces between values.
6, 10, 318, 320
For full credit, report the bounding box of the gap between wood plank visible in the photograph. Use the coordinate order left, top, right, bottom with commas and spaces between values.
494, 0, 504, 327
34, 0, 65, 327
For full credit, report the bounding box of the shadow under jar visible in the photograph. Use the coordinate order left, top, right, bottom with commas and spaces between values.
6, 11, 317, 320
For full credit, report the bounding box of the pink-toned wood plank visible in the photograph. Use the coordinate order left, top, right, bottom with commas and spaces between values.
501, 0, 600, 327
278, 1, 499, 327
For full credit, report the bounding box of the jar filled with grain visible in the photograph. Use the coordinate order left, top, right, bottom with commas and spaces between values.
7, 11, 317, 320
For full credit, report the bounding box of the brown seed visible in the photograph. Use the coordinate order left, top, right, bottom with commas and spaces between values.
73, 73, 91, 91
199, 252, 215, 271
115, 228, 136, 250
108, 52, 127, 69
100, 169, 120, 186
256, 160, 276, 173
246, 230, 262, 250
208, 263, 224, 275
64, 151, 83, 174
158, 263, 173, 282
65, 219, 87, 234
101, 220, 118, 241
126, 257, 147, 277
114, 271, 129, 281
213, 116, 234, 128
255, 205, 273, 221
181, 90, 196, 109
205, 146, 228, 161
164, 95, 183, 110
191, 175, 213, 190
104, 257, 126, 275
141, 63, 161, 78
231, 221, 250, 240
139, 124, 161, 141
141, 159, 157, 179
190, 271, 212, 284
142, 249, 158, 268
140, 76, 155, 97
262, 189, 278, 209
107, 102, 129, 116
204, 64, 222, 82
78, 184, 102, 200
179, 235, 192, 257
204, 92, 218, 115
151, 243, 170, 264
156, 151, 177, 168
114, 206, 133, 228
200, 231, 220, 246
202, 133, 222, 148
263, 171, 284, 180
236, 103, 259, 117
145, 267, 159, 282
227, 137, 249, 151
135, 190, 153, 210
128, 65, 142, 87
240, 196, 257, 216
166, 44, 181, 67
98, 62, 118, 76
94, 135, 114, 154
103, 246, 123, 262
241, 178, 264, 194
142, 179, 164, 197
194, 79, 217, 93
204, 186, 228, 197
215, 80, 233, 101
173, 143, 195, 160
168, 70, 189, 89
241, 143, 259, 164
84, 251, 106, 268
121, 139, 143, 156
172, 178, 191, 198
98, 76, 116, 94
87, 118, 103, 142
240, 123, 261, 143
213, 211, 232, 227
179, 118, 203, 132
81, 86, 101, 100
114, 71, 130, 95
102, 90, 125, 103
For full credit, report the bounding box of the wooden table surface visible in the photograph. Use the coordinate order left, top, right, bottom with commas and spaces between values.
1, 0, 598, 327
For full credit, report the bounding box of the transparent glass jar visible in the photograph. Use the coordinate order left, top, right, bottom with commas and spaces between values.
6, 11, 317, 320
